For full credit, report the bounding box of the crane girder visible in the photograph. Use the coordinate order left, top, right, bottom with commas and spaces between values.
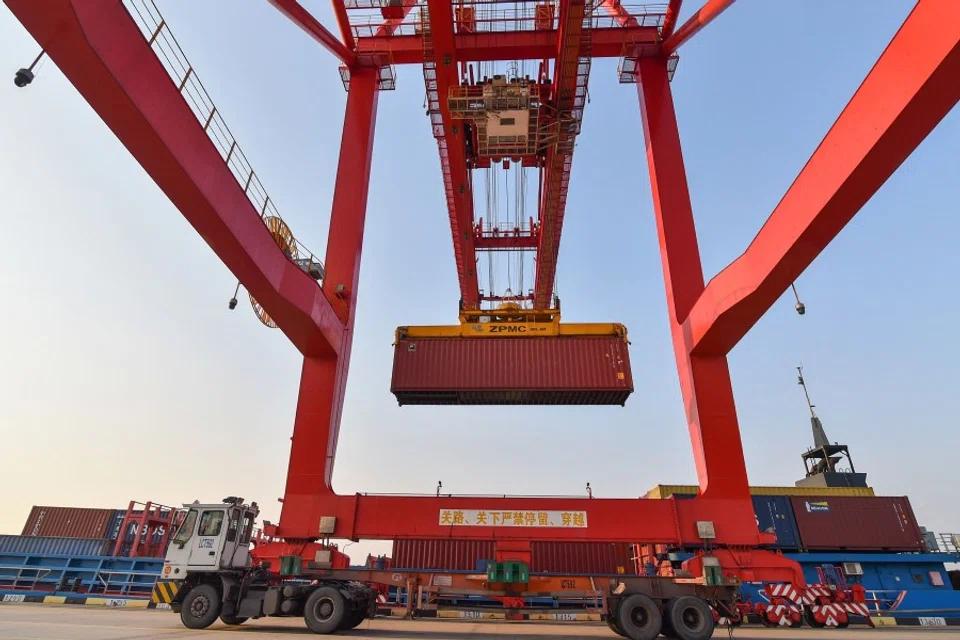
533, 0, 592, 308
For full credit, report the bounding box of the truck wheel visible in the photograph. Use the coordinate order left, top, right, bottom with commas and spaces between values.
606, 614, 627, 637
180, 584, 222, 630
304, 586, 346, 634
615, 594, 662, 640
220, 615, 248, 625
665, 596, 713, 640
339, 610, 366, 630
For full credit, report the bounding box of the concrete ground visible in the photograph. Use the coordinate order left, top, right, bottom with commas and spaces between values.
2, 604, 960, 639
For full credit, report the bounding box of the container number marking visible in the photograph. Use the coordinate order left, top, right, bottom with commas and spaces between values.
460, 611, 483, 618
919, 617, 946, 627
106, 599, 128, 607
554, 613, 577, 621
2, 595, 25, 603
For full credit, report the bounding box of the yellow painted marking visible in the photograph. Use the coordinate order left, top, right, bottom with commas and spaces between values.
872, 616, 898, 627
438, 610, 505, 619
41, 596, 66, 604
84, 598, 107, 606
125, 600, 150, 608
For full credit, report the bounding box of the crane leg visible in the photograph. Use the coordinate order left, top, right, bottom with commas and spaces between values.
636, 57, 750, 501
279, 67, 379, 537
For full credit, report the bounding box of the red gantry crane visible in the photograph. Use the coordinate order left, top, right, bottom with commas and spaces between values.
5, 0, 959, 637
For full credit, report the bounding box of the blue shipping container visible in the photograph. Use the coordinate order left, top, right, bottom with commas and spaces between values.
104, 509, 126, 541
0, 535, 111, 556
753, 495, 800, 550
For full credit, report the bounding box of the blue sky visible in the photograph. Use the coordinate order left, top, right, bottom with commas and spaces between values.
1, 1, 957, 560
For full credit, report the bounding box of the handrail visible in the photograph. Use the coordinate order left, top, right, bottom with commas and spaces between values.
121, 0, 325, 280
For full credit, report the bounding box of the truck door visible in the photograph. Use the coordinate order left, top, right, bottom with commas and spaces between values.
219, 508, 246, 569
188, 508, 226, 567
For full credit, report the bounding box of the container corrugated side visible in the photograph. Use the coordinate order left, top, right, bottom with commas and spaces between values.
752, 495, 800, 550
21, 506, 115, 539
391, 336, 633, 405
104, 509, 126, 541
392, 540, 495, 571
0, 535, 111, 556
531, 542, 636, 575
790, 496, 924, 552
643, 485, 875, 498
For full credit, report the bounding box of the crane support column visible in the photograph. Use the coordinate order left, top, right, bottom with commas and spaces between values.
280, 67, 379, 537
637, 57, 749, 501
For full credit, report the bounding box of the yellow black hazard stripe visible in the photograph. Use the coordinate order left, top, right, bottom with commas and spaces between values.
151, 580, 183, 605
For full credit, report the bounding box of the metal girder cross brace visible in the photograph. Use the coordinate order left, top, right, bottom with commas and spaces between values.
638, 0, 960, 498
2, 0, 347, 358
685, 0, 960, 357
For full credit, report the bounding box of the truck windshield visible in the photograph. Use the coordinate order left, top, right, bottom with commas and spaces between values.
173, 509, 199, 545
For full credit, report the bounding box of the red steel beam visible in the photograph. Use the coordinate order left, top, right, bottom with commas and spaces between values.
662, 0, 734, 54
637, 57, 750, 501
268, 0, 356, 65
356, 26, 660, 64
474, 235, 539, 250
533, 0, 589, 308
685, 1, 960, 358
330, 0, 356, 51
660, 0, 683, 42
425, 0, 480, 308
598, 0, 639, 27
282, 68, 379, 510
4, 0, 344, 357
374, 0, 416, 37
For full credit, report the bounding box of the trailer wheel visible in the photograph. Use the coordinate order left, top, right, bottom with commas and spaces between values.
665, 596, 713, 640
219, 615, 248, 626
180, 584, 222, 630
615, 594, 662, 640
304, 587, 347, 634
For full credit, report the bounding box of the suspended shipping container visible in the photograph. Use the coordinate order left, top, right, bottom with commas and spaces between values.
0, 535, 112, 556
21, 506, 115, 539
531, 542, 636, 575
790, 496, 924, 552
643, 485, 875, 499
391, 336, 633, 405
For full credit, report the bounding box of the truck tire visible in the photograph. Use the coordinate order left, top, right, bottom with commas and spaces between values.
219, 615, 248, 625
339, 610, 365, 630
180, 584, 222, 629
665, 596, 713, 640
615, 594, 662, 640
304, 586, 347, 634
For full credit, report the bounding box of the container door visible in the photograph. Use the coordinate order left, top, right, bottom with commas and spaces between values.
188, 509, 226, 567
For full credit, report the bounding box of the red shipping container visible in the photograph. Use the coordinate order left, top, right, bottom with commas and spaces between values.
531, 541, 636, 575
790, 496, 924, 552
392, 540, 637, 575
392, 539, 494, 571
391, 337, 633, 405
21, 506, 115, 539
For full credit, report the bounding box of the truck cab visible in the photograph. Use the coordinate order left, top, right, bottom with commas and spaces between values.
162, 497, 258, 580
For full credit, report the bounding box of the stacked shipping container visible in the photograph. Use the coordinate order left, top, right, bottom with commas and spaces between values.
21, 507, 115, 538
392, 492, 927, 572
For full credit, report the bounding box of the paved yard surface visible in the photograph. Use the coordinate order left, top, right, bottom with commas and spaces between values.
2, 603, 959, 639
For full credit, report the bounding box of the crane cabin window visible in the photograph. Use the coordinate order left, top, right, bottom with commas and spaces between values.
198, 510, 224, 537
